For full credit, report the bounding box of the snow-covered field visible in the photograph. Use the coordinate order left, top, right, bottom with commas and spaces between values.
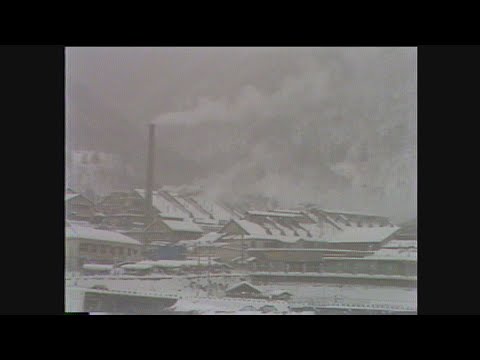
255, 283, 416, 308
65, 273, 416, 314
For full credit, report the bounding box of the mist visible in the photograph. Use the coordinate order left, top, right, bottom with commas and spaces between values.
66, 47, 416, 223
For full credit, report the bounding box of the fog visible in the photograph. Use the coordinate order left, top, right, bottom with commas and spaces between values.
66, 47, 416, 223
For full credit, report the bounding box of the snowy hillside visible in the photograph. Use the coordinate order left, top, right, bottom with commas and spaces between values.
67, 150, 136, 201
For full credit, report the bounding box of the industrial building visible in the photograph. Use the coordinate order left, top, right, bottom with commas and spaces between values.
66, 224, 142, 272
65, 189, 95, 221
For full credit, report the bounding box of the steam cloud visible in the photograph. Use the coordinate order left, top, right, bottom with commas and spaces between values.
151, 48, 416, 222
67, 47, 416, 223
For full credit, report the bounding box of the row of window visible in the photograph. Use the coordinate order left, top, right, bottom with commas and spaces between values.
78, 243, 138, 257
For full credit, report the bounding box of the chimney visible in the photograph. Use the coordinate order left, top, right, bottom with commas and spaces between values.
145, 123, 156, 225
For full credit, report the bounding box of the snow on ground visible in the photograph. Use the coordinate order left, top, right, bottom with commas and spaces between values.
66, 272, 416, 311
254, 283, 416, 308
171, 297, 289, 314
65, 274, 248, 298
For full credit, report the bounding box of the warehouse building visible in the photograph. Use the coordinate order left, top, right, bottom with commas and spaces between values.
66, 225, 142, 272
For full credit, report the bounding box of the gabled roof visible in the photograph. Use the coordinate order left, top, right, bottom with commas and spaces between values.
232, 219, 269, 235
225, 281, 263, 294
65, 193, 79, 201
134, 189, 191, 219
162, 219, 203, 233
65, 193, 94, 204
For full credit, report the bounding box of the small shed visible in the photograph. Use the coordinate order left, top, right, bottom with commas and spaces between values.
225, 281, 265, 299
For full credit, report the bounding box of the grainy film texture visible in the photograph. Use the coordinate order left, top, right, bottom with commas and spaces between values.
65, 47, 417, 315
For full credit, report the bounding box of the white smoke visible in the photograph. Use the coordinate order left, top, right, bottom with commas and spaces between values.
151, 47, 417, 222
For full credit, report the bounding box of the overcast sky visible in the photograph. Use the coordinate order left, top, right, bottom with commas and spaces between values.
66, 47, 417, 223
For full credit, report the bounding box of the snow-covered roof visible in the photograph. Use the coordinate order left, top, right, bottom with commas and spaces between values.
134, 189, 190, 219
369, 248, 417, 260
162, 219, 203, 233
66, 225, 141, 246
383, 240, 417, 249
271, 209, 304, 215
268, 289, 293, 296
178, 232, 225, 246
148, 241, 172, 246
83, 264, 113, 271
268, 220, 297, 237
222, 234, 301, 244
233, 219, 269, 235
193, 218, 219, 225
65, 193, 79, 201
248, 247, 373, 253
231, 256, 257, 264
170, 297, 288, 313
135, 259, 222, 268
247, 210, 302, 218
316, 208, 386, 218
298, 223, 324, 238
325, 226, 399, 244
193, 196, 242, 221
104, 213, 145, 218
174, 196, 211, 219
330, 254, 417, 262
225, 281, 263, 294
323, 215, 345, 230
121, 263, 154, 271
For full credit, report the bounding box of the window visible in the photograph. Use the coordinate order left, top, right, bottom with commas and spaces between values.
79, 244, 88, 252
128, 248, 132, 256
89, 245, 97, 253
110, 247, 115, 255
100, 245, 106, 254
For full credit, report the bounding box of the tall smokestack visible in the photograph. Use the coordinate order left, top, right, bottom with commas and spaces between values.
145, 123, 156, 225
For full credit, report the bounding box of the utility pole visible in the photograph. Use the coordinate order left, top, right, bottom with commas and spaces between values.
241, 233, 245, 266
207, 245, 212, 297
